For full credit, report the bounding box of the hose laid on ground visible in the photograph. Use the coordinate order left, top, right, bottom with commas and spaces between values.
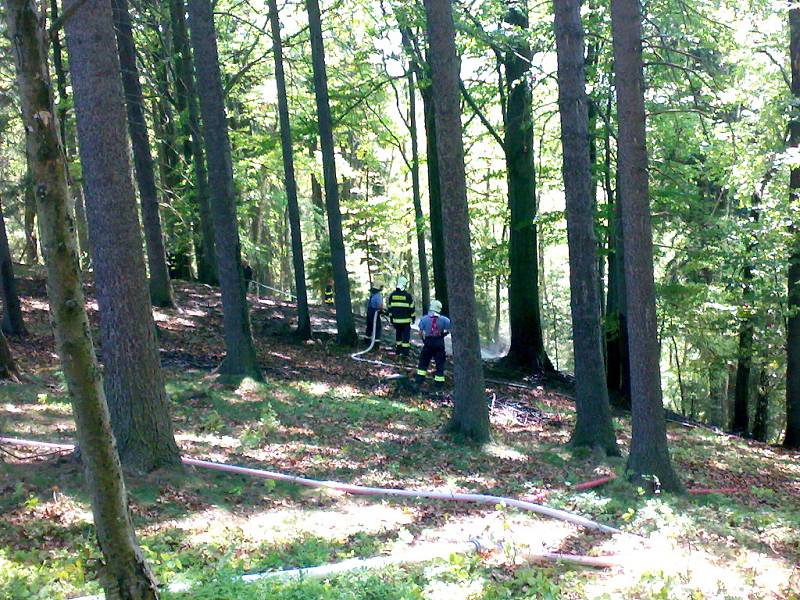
0, 436, 620, 534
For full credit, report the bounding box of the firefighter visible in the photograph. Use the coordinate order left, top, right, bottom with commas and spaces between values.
386, 276, 415, 356
415, 299, 450, 388
324, 278, 335, 305
365, 282, 385, 345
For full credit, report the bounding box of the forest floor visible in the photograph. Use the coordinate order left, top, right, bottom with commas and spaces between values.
1, 266, 799, 599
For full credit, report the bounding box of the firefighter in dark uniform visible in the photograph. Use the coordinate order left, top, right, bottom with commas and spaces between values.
386, 276, 415, 356
324, 278, 335, 305
415, 300, 450, 388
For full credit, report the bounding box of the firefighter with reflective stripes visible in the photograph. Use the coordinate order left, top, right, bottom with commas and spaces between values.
323, 278, 334, 305
415, 300, 450, 388
386, 276, 415, 356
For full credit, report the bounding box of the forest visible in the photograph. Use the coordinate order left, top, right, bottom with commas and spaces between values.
0, 0, 798, 598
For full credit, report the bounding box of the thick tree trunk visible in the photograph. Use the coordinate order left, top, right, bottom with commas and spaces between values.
187, 0, 261, 377
408, 69, 431, 315
268, 0, 311, 339
0, 198, 27, 335
170, 0, 218, 285
112, 0, 175, 308
611, 0, 682, 491
424, 0, 489, 442
503, 3, 551, 373
64, 0, 181, 473
553, 0, 618, 455
6, 3, 159, 597
785, 6, 800, 449
305, 0, 357, 345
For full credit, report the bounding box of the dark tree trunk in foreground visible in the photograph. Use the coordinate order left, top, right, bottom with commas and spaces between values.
553, 0, 618, 455
407, 67, 431, 315
112, 0, 175, 308
0, 330, 20, 381
424, 0, 489, 442
187, 0, 261, 376
64, 0, 181, 473
6, 2, 159, 597
0, 198, 27, 335
305, 0, 357, 345
170, 0, 217, 285
269, 0, 311, 339
502, 3, 551, 372
611, 0, 682, 491
785, 5, 800, 448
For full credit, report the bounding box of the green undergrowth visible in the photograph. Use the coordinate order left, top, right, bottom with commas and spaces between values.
2, 368, 800, 599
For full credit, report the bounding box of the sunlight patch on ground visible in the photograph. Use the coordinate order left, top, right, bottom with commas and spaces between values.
184, 499, 412, 549
484, 442, 528, 462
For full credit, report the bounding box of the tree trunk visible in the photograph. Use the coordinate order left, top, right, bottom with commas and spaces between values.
732, 310, 753, 434
22, 166, 38, 264
502, 3, 551, 373
419, 82, 449, 314
553, 0, 618, 455
407, 67, 431, 315
752, 368, 769, 443
610, 0, 682, 491
6, 3, 159, 597
48, 0, 90, 266
170, 0, 218, 285
424, 0, 489, 442
112, 0, 175, 308
187, 0, 261, 377
152, 26, 192, 281
305, 0, 357, 345
268, 0, 311, 339
785, 6, 800, 449
0, 330, 20, 381
0, 197, 27, 335
64, 0, 181, 473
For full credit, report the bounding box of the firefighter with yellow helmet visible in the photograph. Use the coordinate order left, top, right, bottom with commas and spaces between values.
386, 275, 415, 356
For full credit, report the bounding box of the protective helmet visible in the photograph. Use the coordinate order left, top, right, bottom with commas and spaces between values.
396, 275, 409, 290
430, 299, 443, 315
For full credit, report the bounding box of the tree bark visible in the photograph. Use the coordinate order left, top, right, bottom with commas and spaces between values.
407, 67, 431, 315
420, 81, 449, 314
6, 2, 159, 596
0, 329, 20, 381
64, 0, 181, 473
187, 0, 261, 377
553, 0, 618, 455
503, 2, 551, 372
22, 165, 38, 264
0, 197, 27, 335
49, 0, 91, 266
112, 0, 175, 308
170, 0, 218, 285
785, 5, 800, 449
305, 0, 357, 345
424, 0, 489, 442
268, 0, 311, 339
610, 0, 682, 491
752, 368, 769, 443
